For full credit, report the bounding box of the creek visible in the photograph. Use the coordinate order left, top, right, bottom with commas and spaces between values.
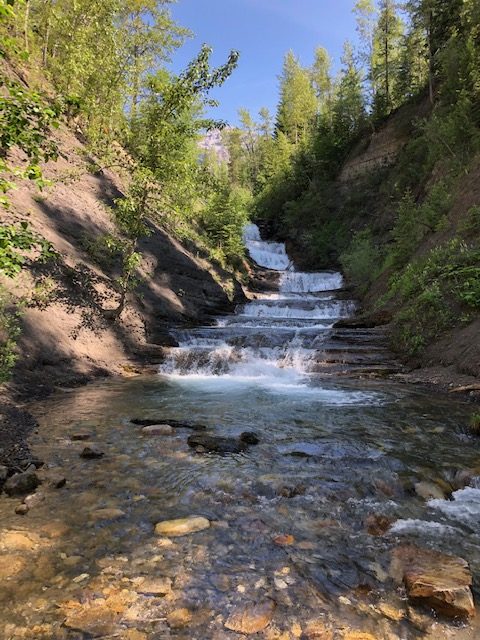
0, 224, 479, 639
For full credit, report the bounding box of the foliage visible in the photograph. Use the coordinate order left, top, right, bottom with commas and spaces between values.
0, 222, 55, 277
386, 240, 480, 354
340, 229, 383, 294
0, 288, 20, 383
0, 80, 60, 206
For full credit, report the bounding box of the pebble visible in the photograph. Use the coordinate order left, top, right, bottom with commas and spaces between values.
273, 534, 295, 546
15, 504, 29, 515
90, 508, 126, 521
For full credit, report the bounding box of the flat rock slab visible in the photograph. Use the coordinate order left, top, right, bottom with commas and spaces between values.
141, 425, 174, 436
392, 545, 475, 619
224, 600, 276, 634
131, 418, 206, 431
90, 508, 126, 521
155, 516, 210, 537
135, 577, 172, 596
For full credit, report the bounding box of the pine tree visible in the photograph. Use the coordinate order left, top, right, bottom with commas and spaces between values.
372, 0, 404, 117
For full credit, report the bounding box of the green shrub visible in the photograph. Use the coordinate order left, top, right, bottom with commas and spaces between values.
0, 289, 21, 383
340, 229, 382, 294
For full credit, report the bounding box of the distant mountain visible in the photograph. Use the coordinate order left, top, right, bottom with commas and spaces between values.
199, 129, 230, 163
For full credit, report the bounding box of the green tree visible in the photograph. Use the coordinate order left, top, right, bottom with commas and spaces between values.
276, 51, 317, 144
372, 0, 404, 116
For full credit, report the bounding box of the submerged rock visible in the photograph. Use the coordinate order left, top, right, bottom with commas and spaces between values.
187, 434, 248, 454
136, 576, 172, 596
392, 545, 475, 619
239, 431, 260, 444
155, 516, 210, 537
0, 465, 8, 483
224, 600, 276, 634
365, 513, 393, 536
70, 433, 92, 441
166, 608, 193, 629
414, 481, 446, 501
80, 446, 104, 459
4, 470, 40, 496
131, 418, 206, 431
141, 424, 174, 436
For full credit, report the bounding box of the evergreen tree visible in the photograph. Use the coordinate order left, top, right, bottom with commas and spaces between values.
333, 41, 367, 143
372, 0, 404, 117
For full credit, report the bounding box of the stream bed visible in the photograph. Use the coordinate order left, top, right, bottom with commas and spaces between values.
0, 225, 479, 639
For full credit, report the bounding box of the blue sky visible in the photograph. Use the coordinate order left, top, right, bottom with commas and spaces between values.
169, 0, 359, 126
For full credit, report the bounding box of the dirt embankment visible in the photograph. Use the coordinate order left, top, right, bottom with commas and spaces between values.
3, 126, 244, 402
340, 123, 480, 398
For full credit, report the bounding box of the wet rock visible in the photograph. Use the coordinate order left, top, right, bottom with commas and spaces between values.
224, 600, 276, 634
80, 446, 104, 459
63, 605, 116, 637
166, 608, 192, 628
343, 633, 378, 640
240, 431, 260, 444
187, 434, 248, 454
70, 432, 92, 441
414, 481, 446, 501
23, 491, 45, 508
15, 503, 29, 515
0, 465, 8, 483
376, 602, 404, 621
273, 534, 295, 546
91, 508, 126, 521
136, 577, 172, 596
392, 545, 475, 619
4, 470, 40, 496
0, 554, 27, 579
365, 514, 393, 536
131, 418, 206, 431
277, 484, 306, 498
141, 424, 174, 436
155, 516, 210, 537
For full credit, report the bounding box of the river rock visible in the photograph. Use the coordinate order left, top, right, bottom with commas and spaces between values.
4, 470, 40, 496
15, 504, 29, 515
414, 481, 446, 501
392, 545, 475, 619
70, 433, 92, 441
239, 431, 260, 444
187, 434, 248, 454
64, 605, 116, 637
90, 508, 126, 521
303, 620, 333, 639
131, 418, 206, 431
136, 577, 172, 596
80, 446, 104, 459
0, 554, 27, 579
224, 600, 276, 634
365, 514, 393, 536
273, 534, 295, 546
166, 608, 192, 628
155, 516, 210, 537
141, 424, 174, 436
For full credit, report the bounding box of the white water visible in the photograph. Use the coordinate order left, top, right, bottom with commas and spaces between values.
159, 224, 367, 401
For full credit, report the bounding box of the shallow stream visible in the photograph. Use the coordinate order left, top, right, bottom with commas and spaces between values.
0, 225, 479, 639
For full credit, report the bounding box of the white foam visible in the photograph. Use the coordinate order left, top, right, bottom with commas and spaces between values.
280, 271, 344, 293
428, 487, 480, 527
389, 519, 460, 536
240, 301, 354, 320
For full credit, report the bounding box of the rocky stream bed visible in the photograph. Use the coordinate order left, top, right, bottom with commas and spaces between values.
0, 225, 479, 639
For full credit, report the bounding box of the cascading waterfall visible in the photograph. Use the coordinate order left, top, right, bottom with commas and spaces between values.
158, 223, 357, 391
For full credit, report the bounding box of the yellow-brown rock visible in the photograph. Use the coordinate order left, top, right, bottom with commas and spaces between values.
392, 545, 475, 619
224, 600, 276, 634
155, 515, 210, 537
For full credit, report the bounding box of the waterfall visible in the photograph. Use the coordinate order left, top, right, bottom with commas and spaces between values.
159, 224, 356, 391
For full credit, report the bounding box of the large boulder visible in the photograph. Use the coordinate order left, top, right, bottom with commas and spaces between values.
392, 545, 475, 619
